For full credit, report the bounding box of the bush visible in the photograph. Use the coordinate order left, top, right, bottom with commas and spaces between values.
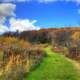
0, 37, 46, 80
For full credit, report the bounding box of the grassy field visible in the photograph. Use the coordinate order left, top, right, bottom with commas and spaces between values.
24, 46, 80, 80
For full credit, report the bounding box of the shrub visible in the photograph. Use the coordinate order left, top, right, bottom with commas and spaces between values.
0, 37, 46, 80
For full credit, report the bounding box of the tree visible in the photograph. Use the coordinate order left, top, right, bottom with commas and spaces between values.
54, 31, 72, 47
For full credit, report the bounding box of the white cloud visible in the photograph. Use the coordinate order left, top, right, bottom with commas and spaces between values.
9, 18, 40, 32
0, 18, 40, 33
0, 3, 40, 34
0, 3, 16, 24
0, 3, 16, 16
0, 25, 8, 33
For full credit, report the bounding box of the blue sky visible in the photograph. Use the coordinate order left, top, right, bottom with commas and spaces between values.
0, 0, 80, 33
15, 1, 80, 28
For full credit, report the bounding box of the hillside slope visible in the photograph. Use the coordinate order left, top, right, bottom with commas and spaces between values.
25, 46, 80, 80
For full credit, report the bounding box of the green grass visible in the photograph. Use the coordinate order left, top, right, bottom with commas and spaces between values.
24, 46, 80, 80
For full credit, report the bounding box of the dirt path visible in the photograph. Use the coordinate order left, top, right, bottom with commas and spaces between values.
67, 58, 80, 70
66, 58, 80, 80
72, 61, 80, 70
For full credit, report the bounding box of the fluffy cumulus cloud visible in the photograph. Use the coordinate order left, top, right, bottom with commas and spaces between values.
0, 3, 40, 33
0, 18, 40, 33
9, 18, 40, 32
0, 3, 16, 24
0, 18, 40, 34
